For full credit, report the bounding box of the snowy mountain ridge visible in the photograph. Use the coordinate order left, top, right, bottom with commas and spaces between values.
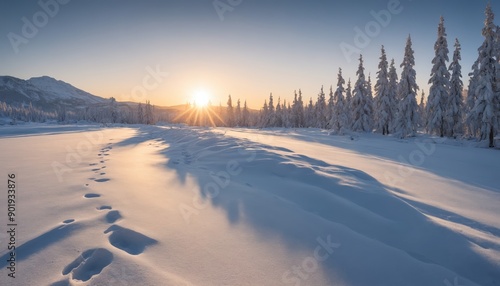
0, 75, 107, 110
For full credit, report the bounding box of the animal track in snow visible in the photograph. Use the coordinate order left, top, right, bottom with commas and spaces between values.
97, 205, 112, 210
94, 178, 110, 183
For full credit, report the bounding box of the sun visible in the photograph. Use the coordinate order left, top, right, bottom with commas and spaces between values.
193, 89, 210, 108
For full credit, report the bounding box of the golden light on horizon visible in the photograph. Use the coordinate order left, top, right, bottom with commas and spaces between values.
192, 89, 210, 108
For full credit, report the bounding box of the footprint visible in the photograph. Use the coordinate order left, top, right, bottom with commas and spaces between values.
62, 248, 113, 282
84, 193, 101, 199
91, 168, 100, 172
94, 178, 110, 183
100, 172, 106, 176
97, 205, 112, 210
105, 210, 122, 223
89, 163, 98, 166
104, 225, 157, 255
49, 279, 70, 286
63, 219, 75, 224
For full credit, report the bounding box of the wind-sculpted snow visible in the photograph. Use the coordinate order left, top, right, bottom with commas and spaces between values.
0, 125, 498, 285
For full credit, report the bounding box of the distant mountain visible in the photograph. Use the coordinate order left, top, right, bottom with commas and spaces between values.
0, 76, 107, 111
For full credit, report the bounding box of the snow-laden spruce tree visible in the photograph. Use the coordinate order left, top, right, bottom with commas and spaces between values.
374, 46, 393, 135
268, 93, 275, 127
292, 89, 305, 127
226, 95, 234, 127
466, 58, 480, 137
259, 100, 268, 128
395, 36, 420, 138
345, 79, 353, 127
235, 99, 242, 126
447, 38, 464, 137
467, 4, 500, 147
283, 100, 292, 128
330, 68, 348, 133
328, 85, 335, 128
351, 55, 373, 132
419, 91, 426, 128
305, 97, 315, 127
426, 16, 450, 137
315, 86, 328, 128
388, 59, 399, 132
367, 75, 374, 118
275, 97, 283, 127
242, 100, 250, 127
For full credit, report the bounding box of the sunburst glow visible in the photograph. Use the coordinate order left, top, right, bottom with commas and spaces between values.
193, 90, 210, 108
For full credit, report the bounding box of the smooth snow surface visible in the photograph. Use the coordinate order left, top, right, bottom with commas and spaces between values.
0, 125, 499, 286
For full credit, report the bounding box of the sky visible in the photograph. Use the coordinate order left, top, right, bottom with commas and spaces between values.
0, 0, 497, 109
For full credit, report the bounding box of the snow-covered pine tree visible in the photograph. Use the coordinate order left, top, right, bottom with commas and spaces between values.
292, 90, 299, 127
351, 55, 372, 132
466, 58, 480, 137
467, 4, 500, 147
345, 79, 353, 128
331, 68, 348, 133
447, 38, 464, 137
388, 59, 399, 132
242, 100, 249, 127
260, 100, 269, 128
328, 85, 335, 128
315, 86, 328, 128
285, 101, 292, 128
235, 99, 242, 127
145, 100, 154, 125
297, 89, 305, 127
395, 36, 420, 138
366, 75, 375, 128
268, 93, 275, 127
426, 16, 450, 137
226, 95, 234, 127
419, 91, 426, 128
275, 97, 283, 127
305, 97, 314, 128
374, 46, 393, 135
137, 103, 144, 124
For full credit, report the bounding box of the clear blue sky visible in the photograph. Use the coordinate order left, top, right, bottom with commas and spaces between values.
0, 0, 495, 108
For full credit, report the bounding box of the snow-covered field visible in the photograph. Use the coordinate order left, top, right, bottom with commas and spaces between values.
0, 124, 499, 286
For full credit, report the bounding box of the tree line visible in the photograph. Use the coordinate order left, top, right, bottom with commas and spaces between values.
2, 4, 498, 147
198, 4, 499, 147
